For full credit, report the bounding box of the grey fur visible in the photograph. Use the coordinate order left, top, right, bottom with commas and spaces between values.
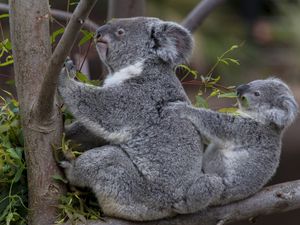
58, 17, 223, 221
170, 78, 298, 205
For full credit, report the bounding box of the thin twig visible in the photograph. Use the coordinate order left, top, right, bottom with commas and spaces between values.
0, 3, 99, 31
79, 39, 93, 72
34, 0, 98, 122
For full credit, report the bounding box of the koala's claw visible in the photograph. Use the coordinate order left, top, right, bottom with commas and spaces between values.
59, 160, 72, 169
64, 58, 76, 72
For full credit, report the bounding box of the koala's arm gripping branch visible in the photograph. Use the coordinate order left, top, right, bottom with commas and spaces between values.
63, 180, 300, 225
182, 0, 226, 32
34, 0, 98, 123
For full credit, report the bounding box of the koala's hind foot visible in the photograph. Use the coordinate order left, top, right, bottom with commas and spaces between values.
173, 174, 224, 214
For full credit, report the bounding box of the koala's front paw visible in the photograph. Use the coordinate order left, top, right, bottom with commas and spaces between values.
59, 160, 75, 184
59, 160, 72, 169
64, 57, 76, 71
64, 57, 77, 79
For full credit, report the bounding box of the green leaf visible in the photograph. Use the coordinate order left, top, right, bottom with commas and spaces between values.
218, 92, 237, 98
0, 204, 10, 222
6, 212, 14, 225
70, 0, 80, 6
228, 58, 240, 65
209, 89, 220, 97
7, 148, 21, 160
0, 14, 9, 20
218, 107, 238, 113
13, 166, 24, 183
230, 45, 239, 50
194, 95, 209, 108
2, 39, 12, 51
76, 72, 100, 85
79, 30, 94, 46
219, 58, 229, 65
0, 124, 9, 133
76, 72, 89, 83
0, 58, 14, 67
14, 147, 23, 159
50, 28, 65, 44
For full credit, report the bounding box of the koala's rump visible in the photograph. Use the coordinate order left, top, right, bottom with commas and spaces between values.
120, 111, 203, 194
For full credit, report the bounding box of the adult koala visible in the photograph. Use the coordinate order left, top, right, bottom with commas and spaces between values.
58, 17, 224, 221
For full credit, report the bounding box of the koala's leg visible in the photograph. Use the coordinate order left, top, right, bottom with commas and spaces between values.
203, 143, 226, 176
61, 145, 168, 221
173, 174, 224, 214
65, 121, 107, 150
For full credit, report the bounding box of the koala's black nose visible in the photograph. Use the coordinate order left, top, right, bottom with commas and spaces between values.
95, 31, 101, 39
236, 84, 250, 97
95, 25, 110, 40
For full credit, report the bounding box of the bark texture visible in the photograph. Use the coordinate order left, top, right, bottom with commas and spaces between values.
35, 0, 98, 122
9, 1, 65, 225
9, 0, 98, 224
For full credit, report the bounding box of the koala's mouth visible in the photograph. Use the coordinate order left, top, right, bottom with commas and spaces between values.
96, 39, 108, 45
95, 39, 108, 60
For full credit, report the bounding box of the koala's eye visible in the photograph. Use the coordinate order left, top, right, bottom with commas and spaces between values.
116, 28, 125, 36
254, 91, 260, 97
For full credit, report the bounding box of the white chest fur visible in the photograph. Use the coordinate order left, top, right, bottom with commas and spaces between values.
103, 61, 144, 87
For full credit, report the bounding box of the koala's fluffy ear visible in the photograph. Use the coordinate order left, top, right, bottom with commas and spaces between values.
266, 95, 298, 129
149, 21, 193, 65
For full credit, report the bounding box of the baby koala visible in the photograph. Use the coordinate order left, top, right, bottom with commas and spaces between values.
171, 78, 298, 204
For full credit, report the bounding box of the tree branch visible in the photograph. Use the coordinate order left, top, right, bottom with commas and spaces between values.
181, 0, 226, 32
63, 180, 300, 225
33, 0, 98, 123
0, 3, 99, 31
107, 0, 145, 19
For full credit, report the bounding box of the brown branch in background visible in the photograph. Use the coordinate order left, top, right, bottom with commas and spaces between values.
79, 38, 93, 72
51, 7, 99, 31
181, 0, 227, 32
34, 0, 98, 122
0, 3, 99, 31
107, 0, 145, 19
62, 180, 300, 225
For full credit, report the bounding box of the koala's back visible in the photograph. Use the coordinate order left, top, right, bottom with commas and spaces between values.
113, 69, 204, 193
203, 118, 282, 204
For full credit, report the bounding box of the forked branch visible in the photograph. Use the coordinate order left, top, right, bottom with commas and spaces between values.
34, 0, 98, 122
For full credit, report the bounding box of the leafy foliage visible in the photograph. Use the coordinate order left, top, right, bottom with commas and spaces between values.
0, 92, 27, 225
55, 191, 102, 224
0, 14, 13, 67
52, 134, 103, 224
178, 45, 240, 110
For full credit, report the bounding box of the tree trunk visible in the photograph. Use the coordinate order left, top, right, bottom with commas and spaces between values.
9, 1, 65, 224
